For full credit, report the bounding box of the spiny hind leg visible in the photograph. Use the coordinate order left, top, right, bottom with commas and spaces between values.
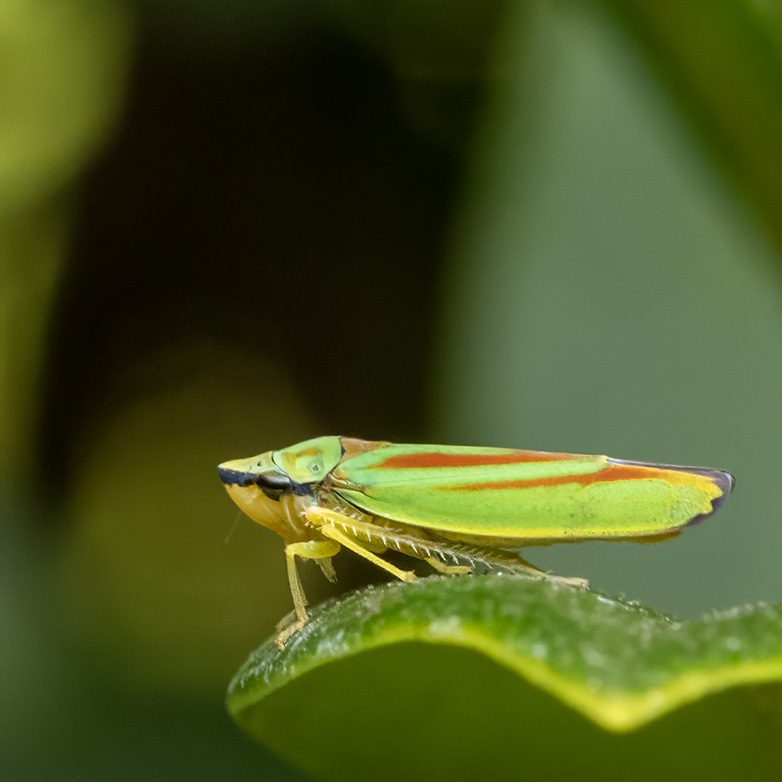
474, 548, 589, 588
425, 557, 471, 575
308, 507, 417, 584
514, 551, 589, 588
517, 555, 589, 587
278, 539, 341, 647
546, 573, 589, 588
305, 505, 388, 553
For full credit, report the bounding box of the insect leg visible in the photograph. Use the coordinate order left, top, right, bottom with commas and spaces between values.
317, 521, 417, 584
278, 539, 341, 647
514, 551, 589, 588
316, 558, 338, 583
425, 557, 471, 575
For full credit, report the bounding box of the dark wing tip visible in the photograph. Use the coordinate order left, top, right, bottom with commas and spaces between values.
711, 468, 735, 496
607, 458, 735, 527
682, 467, 735, 527
662, 464, 735, 499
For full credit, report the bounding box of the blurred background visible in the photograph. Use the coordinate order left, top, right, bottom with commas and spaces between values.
2, 0, 781, 778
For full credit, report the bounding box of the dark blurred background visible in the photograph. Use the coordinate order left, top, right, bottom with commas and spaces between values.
3, 0, 781, 779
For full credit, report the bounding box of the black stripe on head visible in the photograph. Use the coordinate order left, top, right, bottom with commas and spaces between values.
256, 470, 295, 501
257, 471, 294, 491
218, 466, 260, 487
218, 464, 315, 499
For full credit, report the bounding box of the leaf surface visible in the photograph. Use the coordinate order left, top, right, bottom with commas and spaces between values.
228, 576, 782, 780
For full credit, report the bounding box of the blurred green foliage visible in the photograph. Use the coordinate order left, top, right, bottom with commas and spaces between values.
2, 0, 781, 779
438, 0, 782, 619
0, 0, 130, 484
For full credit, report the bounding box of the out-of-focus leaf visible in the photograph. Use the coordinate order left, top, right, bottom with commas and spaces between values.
227, 576, 782, 781
0, 0, 131, 216
437, 0, 782, 620
0, 0, 132, 488
0, 206, 71, 485
600, 0, 782, 253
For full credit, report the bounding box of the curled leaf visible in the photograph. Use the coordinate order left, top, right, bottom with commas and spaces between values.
228, 576, 782, 780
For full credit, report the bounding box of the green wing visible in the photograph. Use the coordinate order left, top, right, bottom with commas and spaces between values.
330, 442, 732, 541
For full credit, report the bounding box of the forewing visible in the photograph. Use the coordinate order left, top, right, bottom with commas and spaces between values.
330, 443, 732, 541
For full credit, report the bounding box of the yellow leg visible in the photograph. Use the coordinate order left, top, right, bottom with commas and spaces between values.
511, 552, 588, 588
478, 550, 589, 588
315, 518, 417, 584
278, 539, 341, 647
547, 573, 589, 589
316, 557, 338, 583
425, 557, 471, 575
306, 506, 389, 552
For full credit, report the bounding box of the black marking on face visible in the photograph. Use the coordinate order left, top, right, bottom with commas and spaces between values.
253, 470, 291, 501
291, 482, 315, 497
218, 466, 260, 487
218, 465, 298, 496
257, 471, 294, 491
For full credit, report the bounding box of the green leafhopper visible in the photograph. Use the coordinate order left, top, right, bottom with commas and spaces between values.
218, 436, 733, 645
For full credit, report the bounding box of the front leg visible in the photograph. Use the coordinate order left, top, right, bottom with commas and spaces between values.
278, 539, 341, 647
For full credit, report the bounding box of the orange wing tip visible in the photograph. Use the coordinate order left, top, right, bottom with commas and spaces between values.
607, 457, 735, 527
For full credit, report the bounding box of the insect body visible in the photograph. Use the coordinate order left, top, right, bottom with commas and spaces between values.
218, 436, 734, 644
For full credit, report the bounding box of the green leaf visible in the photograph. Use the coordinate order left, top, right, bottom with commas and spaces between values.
0, 0, 131, 488
228, 576, 782, 781
0, 0, 131, 217
599, 0, 782, 255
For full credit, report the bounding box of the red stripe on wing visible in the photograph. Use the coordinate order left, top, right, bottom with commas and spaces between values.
452, 464, 697, 491
375, 451, 572, 469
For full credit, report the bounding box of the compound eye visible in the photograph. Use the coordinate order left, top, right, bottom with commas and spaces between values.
257, 471, 293, 491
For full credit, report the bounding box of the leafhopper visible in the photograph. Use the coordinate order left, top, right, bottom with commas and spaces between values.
218, 436, 733, 645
